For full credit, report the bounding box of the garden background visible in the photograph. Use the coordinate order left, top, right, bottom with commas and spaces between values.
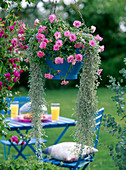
0, 0, 126, 169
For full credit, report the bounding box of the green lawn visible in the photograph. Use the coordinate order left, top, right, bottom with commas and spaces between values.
0, 87, 121, 170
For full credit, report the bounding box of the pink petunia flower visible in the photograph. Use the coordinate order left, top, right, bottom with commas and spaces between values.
45, 73, 54, 79
73, 20, 81, 28
36, 33, 45, 42
91, 25, 96, 33
97, 69, 103, 75
53, 44, 59, 51
21, 141, 25, 145
67, 55, 74, 63
49, 14, 56, 23
94, 34, 103, 41
98, 45, 104, 52
75, 54, 83, 61
9, 25, 15, 31
12, 64, 17, 68
54, 32, 61, 39
39, 26, 46, 33
55, 40, 63, 47
4, 73, 11, 78
39, 41, 47, 49
55, 57, 64, 64
74, 42, 81, 48
0, 81, 2, 86
89, 40, 96, 46
69, 33, 77, 42
34, 19, 40, 26
61, 80, 69, 85
43, 38, 49, 43
13, 78, 17, 83
11, 38, 18, 46
64, 30, 70, 37
8, 86, 12, 90
37, 51, 45, 58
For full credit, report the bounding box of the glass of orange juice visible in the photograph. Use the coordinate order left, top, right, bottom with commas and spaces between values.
51, 103, 60, 121
11, 102, 19, 119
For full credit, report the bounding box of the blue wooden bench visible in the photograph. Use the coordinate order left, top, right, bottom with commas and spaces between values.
0, 97, 47, 160
42, 108, 104, 170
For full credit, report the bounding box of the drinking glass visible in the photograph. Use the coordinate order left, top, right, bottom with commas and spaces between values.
11, 102, 19, 119
51, 103, 60, 121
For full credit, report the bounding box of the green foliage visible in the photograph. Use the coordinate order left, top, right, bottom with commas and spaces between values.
102, 58, 126, 170
0, 158, 57, 170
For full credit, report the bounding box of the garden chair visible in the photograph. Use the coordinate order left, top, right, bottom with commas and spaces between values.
42, 108, 104, 170
0, 97, 47, 160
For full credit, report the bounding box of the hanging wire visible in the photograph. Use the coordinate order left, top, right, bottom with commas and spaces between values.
74, 0, 88, 32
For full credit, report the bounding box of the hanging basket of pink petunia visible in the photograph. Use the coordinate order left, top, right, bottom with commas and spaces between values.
27, 13, 104, 85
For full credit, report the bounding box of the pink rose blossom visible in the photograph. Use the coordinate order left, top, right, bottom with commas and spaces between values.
37, 51, 45, 57
0, 81, 2, 86
73, 20, 81, 28
55, 40, 63, 47
91, 25, 96, 33
98, 45, 104, 52
34, 19, 40, 26
97, 69, 103, 75
61, 80, 69, 85
8, 86, 12, 90
94, 34, 103, 41
54, 32, 61, 39
11, 38, 18, 46
75, 54, 83, 61
39, 41, 47, 49
69, 34, 77, 42
67, 55, 74, 63
89, 40, 96, 46
45, 73, 54, 79
49, 14, 56, 23
64, 30, 70, 37
55, 57, 64, 64
53, 44, 59, 51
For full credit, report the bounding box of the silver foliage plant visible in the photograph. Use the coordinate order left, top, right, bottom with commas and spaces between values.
28, 55, 47, 160
74, 44, 101, 150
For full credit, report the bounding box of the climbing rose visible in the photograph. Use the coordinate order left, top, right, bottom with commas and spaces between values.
54, 32, 61, 39
67, 55, 74, 63
49, 14, 56, 23
89, 40, 96, 46
75, 54, 83, 61
69, 33, 77, 42
91, 25, 96, 33
37, 51, 45, 57
61, 80, 69, 85
55, 57, 64, 64
73, 20, 81, 28
34, 19, 40, 26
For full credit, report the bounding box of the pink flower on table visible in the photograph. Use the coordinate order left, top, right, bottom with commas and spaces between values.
55, 57, 64, 64
97, 69, 103, 75
75, 54, 83, 61
49, 14, 56, 23
89, 40, 96, 46
34, 19, 40, 26
53, 44, 59, 51
11, 38, 18, 46
73, 20, 81, 28
54, 32, 61, 39
39, 41, 47, 49
98, 45, 104, 52
0, 81, 2, 86
61, 80, 69, 85
55, 40, 63, 47
91, 25, 96, 33
74, 42, 81, 48
94, 34, 103, 41
37, 51, 45, 58
67, 55, 74, 63
8, 86, 12, 90
64, 30, 70, 37
45, 73, 54, 79
69, 34, 77, 42
21, 141, 25, 145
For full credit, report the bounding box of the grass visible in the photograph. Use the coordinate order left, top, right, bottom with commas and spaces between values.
0, 86, 123, 170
